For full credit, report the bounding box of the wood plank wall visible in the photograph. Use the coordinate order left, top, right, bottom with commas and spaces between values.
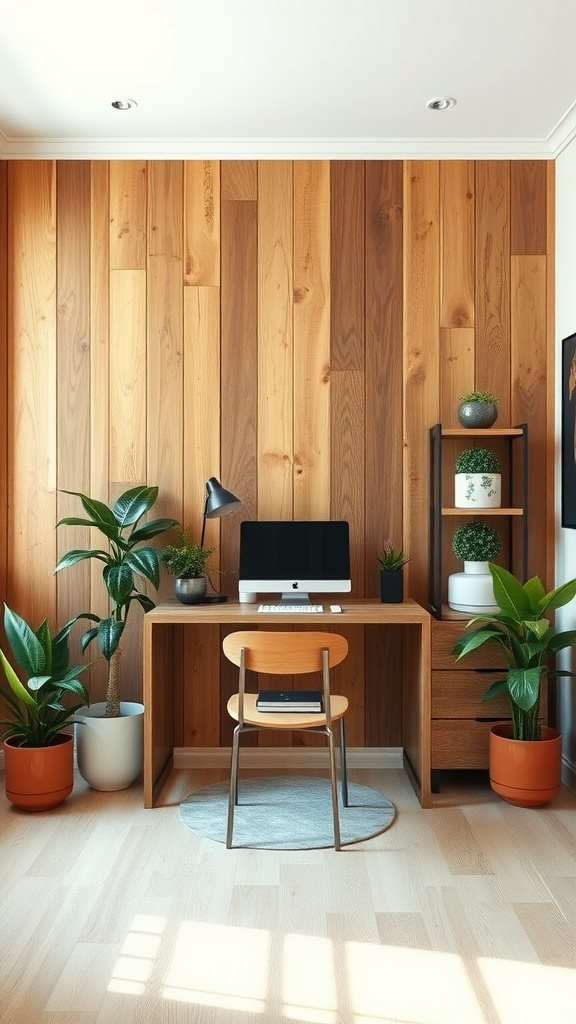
0, 159, 554, 748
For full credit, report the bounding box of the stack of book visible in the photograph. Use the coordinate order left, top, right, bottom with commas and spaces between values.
255, 690, 323, 712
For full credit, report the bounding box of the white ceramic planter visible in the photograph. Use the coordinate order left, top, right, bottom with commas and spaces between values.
455, 472, 501, 508
75, 701, 144, 791
448, 560, 499, 613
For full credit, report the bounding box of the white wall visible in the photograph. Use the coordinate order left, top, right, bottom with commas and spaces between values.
555, 138, 576, 787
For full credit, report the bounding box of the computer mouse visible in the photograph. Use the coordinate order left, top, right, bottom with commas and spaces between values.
329, 604, 342, 613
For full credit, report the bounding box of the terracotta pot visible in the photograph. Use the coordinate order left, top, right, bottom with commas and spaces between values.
489, 723, 562, 807
3, 733, 74, 811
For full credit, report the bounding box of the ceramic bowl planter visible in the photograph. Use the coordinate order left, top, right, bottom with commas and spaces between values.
75, 701, 144, 791
454, 448, 501, 509
448, 523, 502, 613
174, 576, 207, 604
457, 392, 499, 428
489, 724, 562, 807
3, 733, 74, 811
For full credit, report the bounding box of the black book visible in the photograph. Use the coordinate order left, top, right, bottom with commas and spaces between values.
256, 689, 323, 712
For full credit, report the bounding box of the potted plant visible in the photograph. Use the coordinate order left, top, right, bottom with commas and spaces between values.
0, 605, 90, 811
54, 485, 179, 791
453, 563, 576, 806
448, 521, 501, 613
162, 529, 216, 604
376, 541, 410, 603
457, 389, 499, 428
454, 447, 501, 508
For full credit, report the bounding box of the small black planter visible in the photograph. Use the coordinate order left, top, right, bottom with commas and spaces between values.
380, 569, 403, 603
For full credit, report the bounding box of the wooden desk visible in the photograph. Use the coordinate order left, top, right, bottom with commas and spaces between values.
143, 598, 432, 807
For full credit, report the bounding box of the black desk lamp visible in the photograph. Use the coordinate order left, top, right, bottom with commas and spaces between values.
200, 477, 242, 603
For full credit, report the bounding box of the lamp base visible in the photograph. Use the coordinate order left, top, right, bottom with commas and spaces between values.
202, 593, 228, 604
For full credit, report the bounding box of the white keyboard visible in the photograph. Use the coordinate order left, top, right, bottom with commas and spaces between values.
258, 604, 324, 613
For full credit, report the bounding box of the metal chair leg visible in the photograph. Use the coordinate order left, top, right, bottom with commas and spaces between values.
226, 727, 241, 848
339, 716, 349, 807
327, 729, 341, 851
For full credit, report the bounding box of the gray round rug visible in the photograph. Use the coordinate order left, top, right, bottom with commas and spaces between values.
179, 776, 396, 849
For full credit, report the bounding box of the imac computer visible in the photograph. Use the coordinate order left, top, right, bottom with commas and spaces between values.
238, 520, 351, 606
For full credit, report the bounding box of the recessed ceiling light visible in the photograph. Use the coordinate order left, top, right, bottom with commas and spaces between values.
111, 98, 138, 111
427, 97, 456, 111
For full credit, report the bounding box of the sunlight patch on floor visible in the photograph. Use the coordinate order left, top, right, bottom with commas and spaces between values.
479, 956, 576, 1024
162, 919, 269, 1013
283, 933, 338, 1023
108, 914, 166, 996
346, 942, 485, 1024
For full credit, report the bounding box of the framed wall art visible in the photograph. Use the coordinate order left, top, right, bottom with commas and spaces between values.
561, 331, 576, 528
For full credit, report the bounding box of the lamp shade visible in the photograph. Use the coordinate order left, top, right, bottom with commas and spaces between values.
204, 477, 242, 519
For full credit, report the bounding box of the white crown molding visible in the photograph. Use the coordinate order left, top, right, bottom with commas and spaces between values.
547, 97, 576, 158
0, 131, 559, 161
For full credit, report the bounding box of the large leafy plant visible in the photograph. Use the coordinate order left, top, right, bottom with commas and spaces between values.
54, 486, 178, 718
0, 605, 89, 747
453, 563, 576, 740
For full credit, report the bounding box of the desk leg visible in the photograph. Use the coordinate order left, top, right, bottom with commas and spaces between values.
143, 620, 175, 807
402, 619, 432, 808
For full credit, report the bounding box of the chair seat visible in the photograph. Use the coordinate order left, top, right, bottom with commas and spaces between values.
227, 692, 349, 729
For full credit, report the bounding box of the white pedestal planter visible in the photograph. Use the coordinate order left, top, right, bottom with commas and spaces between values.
455, 473, 501, 508
75, 701, 144, 791
448, 561, 499, 614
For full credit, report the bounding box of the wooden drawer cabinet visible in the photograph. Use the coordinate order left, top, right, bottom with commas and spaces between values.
432, 670, 509, 718
430, 621, 548, 774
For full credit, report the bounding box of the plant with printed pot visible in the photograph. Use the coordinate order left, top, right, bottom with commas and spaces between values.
454, 447, 501, 508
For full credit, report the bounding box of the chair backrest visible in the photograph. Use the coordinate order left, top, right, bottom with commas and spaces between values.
222, 631, 348, 675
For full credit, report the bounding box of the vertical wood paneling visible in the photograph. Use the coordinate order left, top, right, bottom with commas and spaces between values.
221, 197, 258, 742
440, 328, 475, 427
257, 161, 294, 519
221, 161, 257, 201
184, 161, 220, 286
365, 161, 404, 591
183, 287, 221, 546
0, 158, 556, 752
365, 161, 404, 746
0, 163, 7, 608
89, 161, 111, 701
440, 161, 475, 329
511, 255, 548, 583
403, 161, 440, 607
331, 161, 365, 597
56, 162, 91, 628
146, 161, 183, 523
109, 270, 147, 483
109, 161, 147, 270
475, 161, 511, 421
7, 162, 57, 624
511, 161, 547, 256
293, 161, 331, 519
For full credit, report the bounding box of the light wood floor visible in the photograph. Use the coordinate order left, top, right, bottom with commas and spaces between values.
1, 765, 576, 1024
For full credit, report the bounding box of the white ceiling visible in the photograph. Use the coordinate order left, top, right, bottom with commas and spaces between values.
2, 0, 576, 160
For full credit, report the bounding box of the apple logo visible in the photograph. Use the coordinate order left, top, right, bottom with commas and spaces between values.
292, 581, 299, 589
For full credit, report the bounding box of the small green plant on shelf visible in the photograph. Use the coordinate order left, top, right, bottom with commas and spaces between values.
452, 522, 501, 563
161, 530, 216, 579
454, 448, 501, 474
377, 540, 410, 572
458, 390, 499, 405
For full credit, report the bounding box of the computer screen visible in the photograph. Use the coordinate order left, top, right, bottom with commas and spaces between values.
238, 520, 351, 604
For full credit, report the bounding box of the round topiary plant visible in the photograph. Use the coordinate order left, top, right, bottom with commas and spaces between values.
452, 522, 501, 562
455, 448, 501, 474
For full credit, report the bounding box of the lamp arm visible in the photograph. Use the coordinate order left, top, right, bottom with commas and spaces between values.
200, 494, 209, 549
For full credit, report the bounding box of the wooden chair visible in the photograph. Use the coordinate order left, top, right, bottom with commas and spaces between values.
223, 630, 349, 850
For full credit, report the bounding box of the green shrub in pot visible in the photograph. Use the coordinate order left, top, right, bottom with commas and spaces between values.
452, 522, 502, 563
